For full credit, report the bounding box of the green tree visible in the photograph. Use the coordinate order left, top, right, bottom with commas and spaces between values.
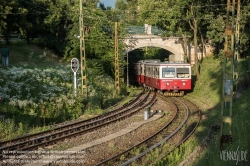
0, 0, 20, 44
115, 0, 140, 25
17, 0, 49, 44
134, 0, 227, 79
237, 0, 250, 58
0, 1, 10, 34
38, 0, 75, 55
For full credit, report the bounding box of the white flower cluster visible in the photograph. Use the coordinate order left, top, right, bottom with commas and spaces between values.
9, 98, 38, 109
0, 65, 75, 109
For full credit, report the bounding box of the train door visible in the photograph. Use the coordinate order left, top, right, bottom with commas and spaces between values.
152, 66, 159, 89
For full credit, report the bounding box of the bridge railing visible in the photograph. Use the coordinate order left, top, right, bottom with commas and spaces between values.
126, 24, 166, 35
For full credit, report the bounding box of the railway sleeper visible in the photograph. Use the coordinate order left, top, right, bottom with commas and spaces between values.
165, 131, 173, 135
164, 91, 184, 97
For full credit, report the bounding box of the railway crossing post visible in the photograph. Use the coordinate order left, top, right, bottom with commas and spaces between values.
220, 0, 240, 149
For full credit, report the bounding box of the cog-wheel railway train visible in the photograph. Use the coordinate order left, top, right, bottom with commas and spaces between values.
135, 59, 192, 96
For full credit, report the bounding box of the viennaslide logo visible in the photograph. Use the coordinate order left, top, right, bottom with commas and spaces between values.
220, 146, 248, 165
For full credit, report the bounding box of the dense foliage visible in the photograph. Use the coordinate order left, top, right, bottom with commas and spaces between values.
0, 1, 250, 163
115, 0, 250, 79
0, 0, 122, 77
115, 0, 250, 55
0, 47, 129, 140
2, 0, 250, 80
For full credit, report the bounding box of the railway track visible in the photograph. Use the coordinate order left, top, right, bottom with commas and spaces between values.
0, 91, 156, 163
177, 95, 220, 166
94, 96, 201, 166
1, 93, 202, 166
136, 97, 201, 166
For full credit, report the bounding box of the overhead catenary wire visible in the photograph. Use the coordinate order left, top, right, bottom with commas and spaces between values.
0, 1, 243, 33
0, 11, 231, 22
0, 12, 245, 23
18, 0, 50, 12
0, 3, 240, 15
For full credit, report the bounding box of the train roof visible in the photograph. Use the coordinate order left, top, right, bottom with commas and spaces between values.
137, 59, 160, 63
144, 62, 191, 66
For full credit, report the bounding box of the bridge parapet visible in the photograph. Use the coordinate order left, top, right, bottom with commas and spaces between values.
124, 34, 184, 60
126, 24, 166, 35
124, 25, 214, 64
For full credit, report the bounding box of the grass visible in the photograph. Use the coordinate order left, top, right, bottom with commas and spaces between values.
191, 58, 250, 166
1, 42, 249, 164
0, 42, 130, 141
140, 57, 223, 166
193, 89, 250, 166
140, 56, 250, 166
0, 41, 60, 67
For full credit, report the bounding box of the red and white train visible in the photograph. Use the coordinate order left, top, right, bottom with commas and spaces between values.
135, 59, 192, 96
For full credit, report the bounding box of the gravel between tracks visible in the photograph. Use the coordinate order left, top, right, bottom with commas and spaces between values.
52, 97, 171, 166
6, 95, 170, 166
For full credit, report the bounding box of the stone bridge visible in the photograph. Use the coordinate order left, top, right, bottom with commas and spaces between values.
123, 25, 213, 64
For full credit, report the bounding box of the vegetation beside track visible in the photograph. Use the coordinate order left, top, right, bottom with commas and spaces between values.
151, 57, 250, 166
191, 57, 250, 166
0, 43, 249, 165
0, 42, 138, 141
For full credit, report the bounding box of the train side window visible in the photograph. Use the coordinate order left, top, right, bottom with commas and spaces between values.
147, 67, 152, 76
153, 68, 156, 78
157, 68, 159, 78
155, 68, 159, 78
176, 68, 189, 78
162, 68, 175, 78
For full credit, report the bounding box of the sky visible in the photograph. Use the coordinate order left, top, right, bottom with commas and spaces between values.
99, 0, 116, 8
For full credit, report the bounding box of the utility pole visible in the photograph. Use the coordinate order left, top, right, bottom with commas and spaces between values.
220, 0, 240, 149
79, 0, 87, 97
114, 22, 120, 92
235, 0, 240, 61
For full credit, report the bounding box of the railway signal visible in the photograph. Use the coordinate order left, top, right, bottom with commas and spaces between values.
71, 58, 79, 97
71, 58, 79, 73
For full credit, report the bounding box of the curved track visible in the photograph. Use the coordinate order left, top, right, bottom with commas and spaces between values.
95, 95, 201, 166
1, 92, 202, 166
0, 91, 156, 161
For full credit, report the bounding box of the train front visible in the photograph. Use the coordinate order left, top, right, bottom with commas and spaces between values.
159, 63, 191, 96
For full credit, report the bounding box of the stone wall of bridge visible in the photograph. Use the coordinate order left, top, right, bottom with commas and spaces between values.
124, 25, 214, 64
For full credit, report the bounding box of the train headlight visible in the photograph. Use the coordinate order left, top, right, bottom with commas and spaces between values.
166, 82, 169, 86
182, 82, 186, 86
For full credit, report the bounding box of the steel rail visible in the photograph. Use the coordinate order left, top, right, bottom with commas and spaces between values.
0, 91, 145, 149
119, 97, 191, 166
1, 93, 152, 152
95, 95, 184, 166
0, 92, 154, 160
150, 98, 201, 165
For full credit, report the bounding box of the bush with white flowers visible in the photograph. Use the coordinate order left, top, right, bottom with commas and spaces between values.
0, 62, 123, 140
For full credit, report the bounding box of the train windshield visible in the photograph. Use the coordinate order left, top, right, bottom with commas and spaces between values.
176, 68, 190, 78
162, 68, 175, 78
